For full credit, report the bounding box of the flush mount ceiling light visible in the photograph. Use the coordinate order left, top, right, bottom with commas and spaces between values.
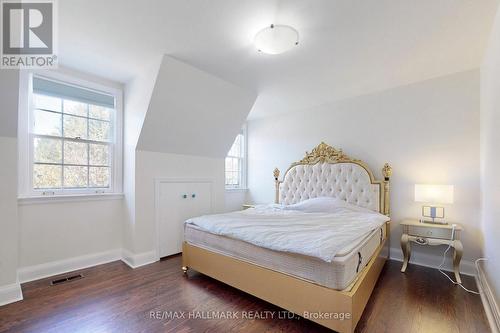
254, 24, 299, 55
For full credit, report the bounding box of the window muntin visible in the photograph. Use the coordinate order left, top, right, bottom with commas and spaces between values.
225, 133, 246, 189
30, 80, 116, 193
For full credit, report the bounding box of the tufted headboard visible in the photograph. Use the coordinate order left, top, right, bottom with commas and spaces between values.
274, 142, 392, 215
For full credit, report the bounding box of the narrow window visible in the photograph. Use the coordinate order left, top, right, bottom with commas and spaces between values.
225, 128, 246, 189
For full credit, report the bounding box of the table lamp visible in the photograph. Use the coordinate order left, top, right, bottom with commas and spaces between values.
414, 184, 454, 224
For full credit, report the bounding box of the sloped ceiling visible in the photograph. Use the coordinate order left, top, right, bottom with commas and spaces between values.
136, 55, 257, 157
57, 0, 499, 119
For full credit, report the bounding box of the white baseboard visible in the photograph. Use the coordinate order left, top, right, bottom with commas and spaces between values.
18, 249, 122, 283
17, 248, 158, 285
1, 248, 158, 307
0, 282, 23, 306
389, 247, 476, 276
121, 249, 157, 269
476, 262, 500, 333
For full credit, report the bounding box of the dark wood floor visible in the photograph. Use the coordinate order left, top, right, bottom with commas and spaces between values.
0, 257, 489, 333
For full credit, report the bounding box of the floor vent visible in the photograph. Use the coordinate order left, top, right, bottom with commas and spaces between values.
51, 273, 84, 285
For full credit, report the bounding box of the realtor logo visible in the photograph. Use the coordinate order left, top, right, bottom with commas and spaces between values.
1, 0, 57, 68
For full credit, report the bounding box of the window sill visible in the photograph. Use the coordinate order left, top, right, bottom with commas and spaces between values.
18, 193, 124, 205
225, 188, 248, 193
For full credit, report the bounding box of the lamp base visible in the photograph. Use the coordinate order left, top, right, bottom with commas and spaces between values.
421, 205, 445, 223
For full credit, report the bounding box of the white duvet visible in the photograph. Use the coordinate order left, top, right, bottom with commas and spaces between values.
185, 204, 389, 262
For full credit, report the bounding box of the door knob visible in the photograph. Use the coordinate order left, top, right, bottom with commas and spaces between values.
192, 193, 196, 198
182, 194, 187, 199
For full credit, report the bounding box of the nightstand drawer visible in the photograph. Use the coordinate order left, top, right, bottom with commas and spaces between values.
407, 225, 452, 239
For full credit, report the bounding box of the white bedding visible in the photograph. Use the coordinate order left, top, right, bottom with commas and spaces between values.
185, 204, 389, 262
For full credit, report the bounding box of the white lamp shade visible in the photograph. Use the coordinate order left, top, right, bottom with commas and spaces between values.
414, 184, 454, 204
254, 24, 299, 55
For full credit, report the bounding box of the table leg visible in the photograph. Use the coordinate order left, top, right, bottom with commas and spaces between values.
453, 240, 463, 284
401, 233, 411, 272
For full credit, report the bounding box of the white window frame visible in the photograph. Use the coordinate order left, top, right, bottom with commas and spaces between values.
18, 70, 123, 198
225, 125, 247, 190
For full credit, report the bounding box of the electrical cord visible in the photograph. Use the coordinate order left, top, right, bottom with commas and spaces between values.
437, 223, 485, 295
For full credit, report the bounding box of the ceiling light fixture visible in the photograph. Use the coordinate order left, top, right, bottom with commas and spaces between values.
254, 24, 299, 55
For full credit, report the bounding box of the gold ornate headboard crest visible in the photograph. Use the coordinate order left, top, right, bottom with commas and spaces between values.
299, 142, 352, 164
274, 142, 392, 216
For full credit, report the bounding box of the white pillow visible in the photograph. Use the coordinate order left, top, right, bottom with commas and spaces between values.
283, 197, 375, 214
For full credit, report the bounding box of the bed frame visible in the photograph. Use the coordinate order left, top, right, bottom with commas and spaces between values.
182, 142, 392, 333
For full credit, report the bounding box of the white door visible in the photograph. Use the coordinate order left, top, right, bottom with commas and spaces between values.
158, 181, 213, 258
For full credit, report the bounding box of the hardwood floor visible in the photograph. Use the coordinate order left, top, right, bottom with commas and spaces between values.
0, 257, 489, 333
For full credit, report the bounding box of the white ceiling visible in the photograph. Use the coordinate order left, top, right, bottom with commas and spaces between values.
58, 0, 499, 119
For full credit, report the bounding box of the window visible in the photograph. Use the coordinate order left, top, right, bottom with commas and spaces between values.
19, 73, 123, 197
225, 128, 246, 189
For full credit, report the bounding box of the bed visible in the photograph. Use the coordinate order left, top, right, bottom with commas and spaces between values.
182, 142, 392, 333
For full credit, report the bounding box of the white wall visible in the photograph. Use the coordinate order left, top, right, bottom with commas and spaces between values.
480, 6, 500, 302
18, 199, 123, 267
225, 190, 248, 212
0, 137, 19, 287
134, 150, 225, 254
123, 58, 162, 254
0, 71, 19, 137
247, 69, 481, 273
0, 70, 20, 297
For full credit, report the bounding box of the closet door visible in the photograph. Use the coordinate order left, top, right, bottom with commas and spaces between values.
157, 181, 213, 258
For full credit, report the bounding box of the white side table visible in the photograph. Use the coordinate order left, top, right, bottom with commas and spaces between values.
400, 219, 463, 283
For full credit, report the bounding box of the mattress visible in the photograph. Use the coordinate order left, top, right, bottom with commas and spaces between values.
184, 223, 386, 290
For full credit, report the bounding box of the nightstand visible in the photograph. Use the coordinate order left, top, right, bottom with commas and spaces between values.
242, 204, 255, 210
400, 219, 463, 283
